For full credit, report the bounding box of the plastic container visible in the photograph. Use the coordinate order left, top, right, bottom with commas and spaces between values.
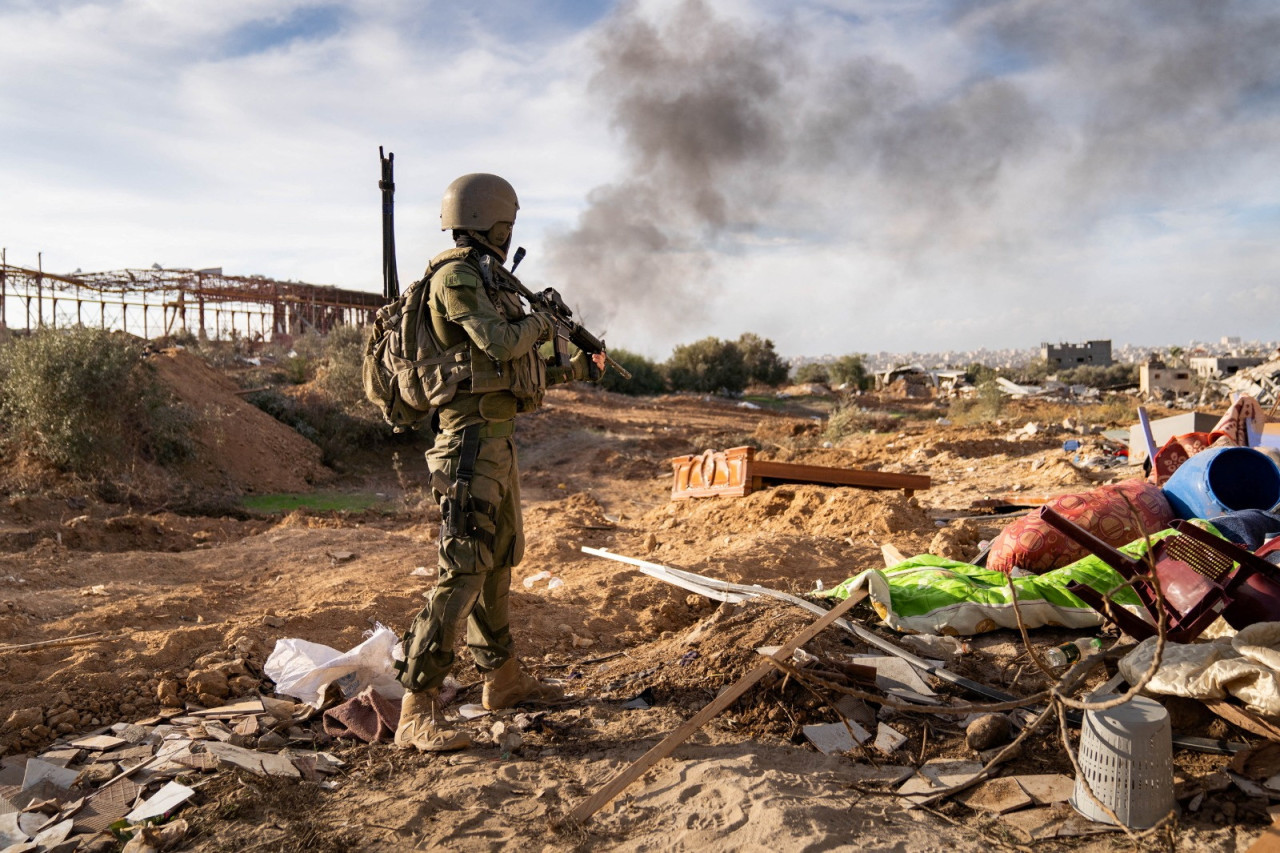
1162, 446, 1280, 520
1044, 637, 1103, 669
1072, 695, 1175, 829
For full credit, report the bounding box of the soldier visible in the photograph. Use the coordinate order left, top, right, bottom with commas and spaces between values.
393, 173, 604, 752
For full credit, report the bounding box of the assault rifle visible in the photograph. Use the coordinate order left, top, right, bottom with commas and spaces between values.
378, 146, 399, 301
480, 247, 631, 381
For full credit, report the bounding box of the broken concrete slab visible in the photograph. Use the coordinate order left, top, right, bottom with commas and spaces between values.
110, 723, 151, 744
31, 817, 74, 849
999, 803, 1122, 841
918, 759, 984, 791
0, 812, 28, 847
76, 778, 143, 834
202, 741, 300, 778
20, 759, 78, 792
854, 656, 937, 698
803, 721, 871, 754
954, 777, 1034, 814
1015, 773, 1075, 805
69, 735, 127, 751
874, 723, 907, 755
125, 781, 195, 823
192, 698, 265, 718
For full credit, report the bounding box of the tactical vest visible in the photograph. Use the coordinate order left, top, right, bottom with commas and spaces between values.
428, 248, 547, 413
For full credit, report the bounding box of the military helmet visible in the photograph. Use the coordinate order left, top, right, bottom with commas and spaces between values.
440, 173, 519, 231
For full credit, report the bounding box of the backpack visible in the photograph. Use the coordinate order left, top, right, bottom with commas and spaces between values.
362, 253, 472, 431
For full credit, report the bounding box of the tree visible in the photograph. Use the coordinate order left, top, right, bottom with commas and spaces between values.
828, 354, 870, 390
600, 349, 667, 395
665, 337, 748, 394
964, 362, 997, 386
735, 333, 789, 387
792, 362, 829, 385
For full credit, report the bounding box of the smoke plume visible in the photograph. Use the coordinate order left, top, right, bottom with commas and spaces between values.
544, 0, 1280, 353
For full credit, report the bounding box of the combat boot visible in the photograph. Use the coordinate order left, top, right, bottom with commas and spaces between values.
393, 689, 471, 752
482, 658, 565, 710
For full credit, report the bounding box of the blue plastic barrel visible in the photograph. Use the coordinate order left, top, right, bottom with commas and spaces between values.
1162, 446, 1280, 520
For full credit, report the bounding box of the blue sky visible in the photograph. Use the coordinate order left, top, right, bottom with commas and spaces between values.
1, 0, 1278, 360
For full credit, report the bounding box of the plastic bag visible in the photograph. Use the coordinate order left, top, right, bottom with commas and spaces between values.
263, 623, 405, 709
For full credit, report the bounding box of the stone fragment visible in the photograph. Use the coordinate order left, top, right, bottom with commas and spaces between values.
156, 680, 182, 707
185, 669, 229, 700
966, 713, 1012, 751
2, 708, 42, 733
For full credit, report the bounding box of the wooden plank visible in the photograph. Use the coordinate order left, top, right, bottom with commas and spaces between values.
671, 445, 930, 499
750, 459, 930, 492
1203, 699, 1280, 742
564, 589, 869, 826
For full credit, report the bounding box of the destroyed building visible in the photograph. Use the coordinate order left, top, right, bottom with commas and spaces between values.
1041, 339, 1113, 370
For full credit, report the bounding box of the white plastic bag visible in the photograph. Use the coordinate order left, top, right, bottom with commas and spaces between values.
263, 623, 405, 709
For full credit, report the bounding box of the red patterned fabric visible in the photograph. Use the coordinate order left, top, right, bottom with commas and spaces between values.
1148, 431, 1232, 486
987, 479, 1175, 575
1212, 395, 1266, 447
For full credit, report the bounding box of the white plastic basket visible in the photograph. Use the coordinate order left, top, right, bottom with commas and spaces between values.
1071, 694, 1175, 829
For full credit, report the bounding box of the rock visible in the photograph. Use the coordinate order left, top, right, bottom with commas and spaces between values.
257, 730, 287, 749
46, 709, 80, 729
262, 614, 286, 628
228, 675, 259, 695
196, 693, 224, 708
3, 707, 44, 732
156, 679, 181, 707
966, 714, 1012, 752
643, 532, 659, 553
186, 669, 229, 699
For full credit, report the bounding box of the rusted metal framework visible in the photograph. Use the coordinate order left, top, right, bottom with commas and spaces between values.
0, 256, 384, 341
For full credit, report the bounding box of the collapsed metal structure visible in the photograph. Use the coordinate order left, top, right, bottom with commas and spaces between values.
0, 258, 385, 342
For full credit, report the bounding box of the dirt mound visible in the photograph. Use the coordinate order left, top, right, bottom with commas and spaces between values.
646, 484, 932, 540
149, 347, 334, 494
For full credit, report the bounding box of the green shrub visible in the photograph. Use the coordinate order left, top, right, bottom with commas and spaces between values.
0, 327, 194, 473
600, 349, 666, 395
316, 324, 371, 409
665, 337, 748, 394
823, 403, 903, 442
736, 333, 789, 387
829, 354, 871, 390
1055, 362, 1139, 388
948, 380, 1006, 424
792, 362, 829, 385
245, 388, 388, 465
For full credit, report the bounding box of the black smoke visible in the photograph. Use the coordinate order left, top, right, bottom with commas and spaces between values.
543, 0, 1280, 350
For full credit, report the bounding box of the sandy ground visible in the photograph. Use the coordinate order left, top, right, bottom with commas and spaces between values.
0, 353, 1268, 851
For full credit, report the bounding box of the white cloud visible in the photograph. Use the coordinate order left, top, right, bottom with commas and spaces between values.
1, 0, 1278, 359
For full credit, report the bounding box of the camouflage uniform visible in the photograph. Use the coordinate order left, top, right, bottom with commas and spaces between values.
397, 248, 591, 692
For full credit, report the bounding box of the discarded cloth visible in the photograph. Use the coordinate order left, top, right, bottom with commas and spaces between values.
322, 685, 401, 742
1119, 621, 1280, 719
987, 478, 1174, 575
1207, 509, 1280, 550
1149, 431, 1232, 486
264, 623, 405, 709
822, 554, 1142, 636
1212, 394, 1268, 448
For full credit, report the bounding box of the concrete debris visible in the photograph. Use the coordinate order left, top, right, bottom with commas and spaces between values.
0, 691, 349, 851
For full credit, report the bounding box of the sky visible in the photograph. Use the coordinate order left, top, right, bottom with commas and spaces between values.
1, 0, 1278, 360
